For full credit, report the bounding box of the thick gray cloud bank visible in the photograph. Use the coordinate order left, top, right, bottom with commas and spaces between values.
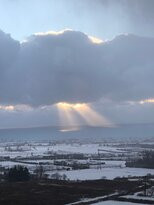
0, 29, 154, 106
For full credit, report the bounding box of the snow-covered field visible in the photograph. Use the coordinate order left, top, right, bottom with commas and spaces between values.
0, 161, 38, 171
120, 195, 154, 201
52, 167, 154, 180
101, 160, 125, 167
0, 142, 146, 158
50, 143, 127, 154
0, 142, 154, 181
0, 145, 49, 158
92, 201, 148, 205
0, 143, 133, 159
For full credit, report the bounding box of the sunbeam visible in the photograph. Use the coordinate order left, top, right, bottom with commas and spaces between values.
56, 102, 113, 128
74, 104, 112, 127
56, 102, 79, 127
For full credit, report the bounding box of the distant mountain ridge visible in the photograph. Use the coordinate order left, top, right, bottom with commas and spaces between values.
0, 123, 154, 143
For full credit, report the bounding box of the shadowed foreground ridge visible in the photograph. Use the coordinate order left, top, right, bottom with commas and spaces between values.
0, 179, 142, 205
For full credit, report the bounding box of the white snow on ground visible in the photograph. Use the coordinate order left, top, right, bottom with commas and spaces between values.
0, 143, 127, 158
0, 145, 49, 158
0, 161, 37, 170
50, 144, 127, 154
92, 201, 148, 205
66, 193, 118, 205
120, 195, 154, 201
101, 160, 126, 167
51, 167, 154, 180
54, 159, 126, 167
22, 159, 54, 163
0, 161, 27, 167
0, 142, 144, 158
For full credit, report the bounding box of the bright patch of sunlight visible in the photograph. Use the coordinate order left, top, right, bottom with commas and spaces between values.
34, 29, 72, 36
140, 98, 154, 104
88, 36, 103, 44
0, 105, 15, 111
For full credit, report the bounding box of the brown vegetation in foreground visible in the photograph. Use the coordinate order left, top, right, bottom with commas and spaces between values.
0, 179, 142, 205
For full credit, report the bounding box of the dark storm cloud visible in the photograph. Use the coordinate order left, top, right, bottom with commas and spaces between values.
0, 30, 19, 72
0, 30, 20, 102
0, 29, 154, 106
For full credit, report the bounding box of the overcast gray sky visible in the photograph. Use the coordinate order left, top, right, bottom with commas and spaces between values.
0, 0, 154, 128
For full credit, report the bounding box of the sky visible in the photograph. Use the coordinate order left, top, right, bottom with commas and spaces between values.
1, 0, 154, 41
0, 0, 154, 128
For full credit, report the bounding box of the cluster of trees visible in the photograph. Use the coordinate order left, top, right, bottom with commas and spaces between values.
5, 165, 69, 182
126, 151, 154, 169
50, 172, 68, 180
6, 165, 30, 182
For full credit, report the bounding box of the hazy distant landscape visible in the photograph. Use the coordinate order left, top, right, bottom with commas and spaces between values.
0, 123, 154, 142
0, 128, 154, 204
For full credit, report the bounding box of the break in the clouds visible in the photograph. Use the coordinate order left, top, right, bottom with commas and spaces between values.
0, 29, 154, 107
